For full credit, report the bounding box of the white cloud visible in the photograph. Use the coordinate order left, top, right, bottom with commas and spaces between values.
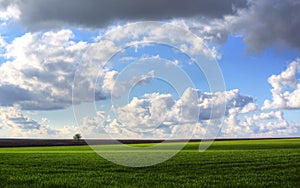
0, 106, 77, 138
145, 22, 220, 59
0, 22, 220, 111
0, 1, 20, 21
115, 88, 253, 130
262, 59, 300, 110
104, 22, 220, 59
246, 111, 298, 137
78, 116, 142, 139
253, 111, 284, 121
59, 85, 299, 139
221, 107, 253, 137
0, 35, 6, 47
221, 109, 300, 138
82, 88, 254, 139
240, 102, 257, 114
0, 29, 121, 110
116, 93, 175, 132
198, 89, 253, 119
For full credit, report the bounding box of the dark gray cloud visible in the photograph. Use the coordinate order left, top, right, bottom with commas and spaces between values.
0, 85, 33, 106
5, 0, 300, 52
0, 84, 71, 110
16, 0, 248, 30
231, 0, 300, 52
185, 0, 300, 53
0, 0, 10, 8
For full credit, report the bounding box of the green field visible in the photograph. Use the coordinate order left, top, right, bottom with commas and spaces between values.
0, 139, 300, 187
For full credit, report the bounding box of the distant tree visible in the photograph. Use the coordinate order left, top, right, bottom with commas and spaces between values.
73, 133, 82, 141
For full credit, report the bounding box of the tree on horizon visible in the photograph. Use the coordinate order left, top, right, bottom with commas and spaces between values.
73, 133, 82, 141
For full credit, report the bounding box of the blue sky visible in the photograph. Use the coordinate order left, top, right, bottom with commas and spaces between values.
0, 0, 300, 139
219, 36, 299, 103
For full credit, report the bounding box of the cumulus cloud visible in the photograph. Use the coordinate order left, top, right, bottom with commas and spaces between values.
198, 89, 254, 119
0, 106, 77, 138
116, 93, 176, 132
79, 116, 142, 139
0, 21, 221, 111
221, 107, 252, 137
221, 108, 300, 138
117, 88, 253, 125
2, 0, 247, 30
240, 102, 257, 114
0, 106, 79, 138
0, 106, 41, 130
95, 85, 293, 139
262, 59, 300, 110
79, 88, 253, 139
244, 111, 299, 137
0, 29, 120, 110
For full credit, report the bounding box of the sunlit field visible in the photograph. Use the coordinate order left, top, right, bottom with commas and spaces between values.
0, 139, 299, 187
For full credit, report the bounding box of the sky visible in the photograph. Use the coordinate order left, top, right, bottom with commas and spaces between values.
0, 0, 300, 139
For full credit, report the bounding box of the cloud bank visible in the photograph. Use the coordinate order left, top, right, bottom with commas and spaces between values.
0, 21, 220, 110
178, 0, 300, 52
0, 30, 117, 110
12, 0, 247, 30
0, 106, 77, 138
78, 88, 254, 138
227, 0, 300, 52
2, 0, 300, 52
80, 87, 299, 139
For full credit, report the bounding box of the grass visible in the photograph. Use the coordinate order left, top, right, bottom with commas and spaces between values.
0, 139, 299, 187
